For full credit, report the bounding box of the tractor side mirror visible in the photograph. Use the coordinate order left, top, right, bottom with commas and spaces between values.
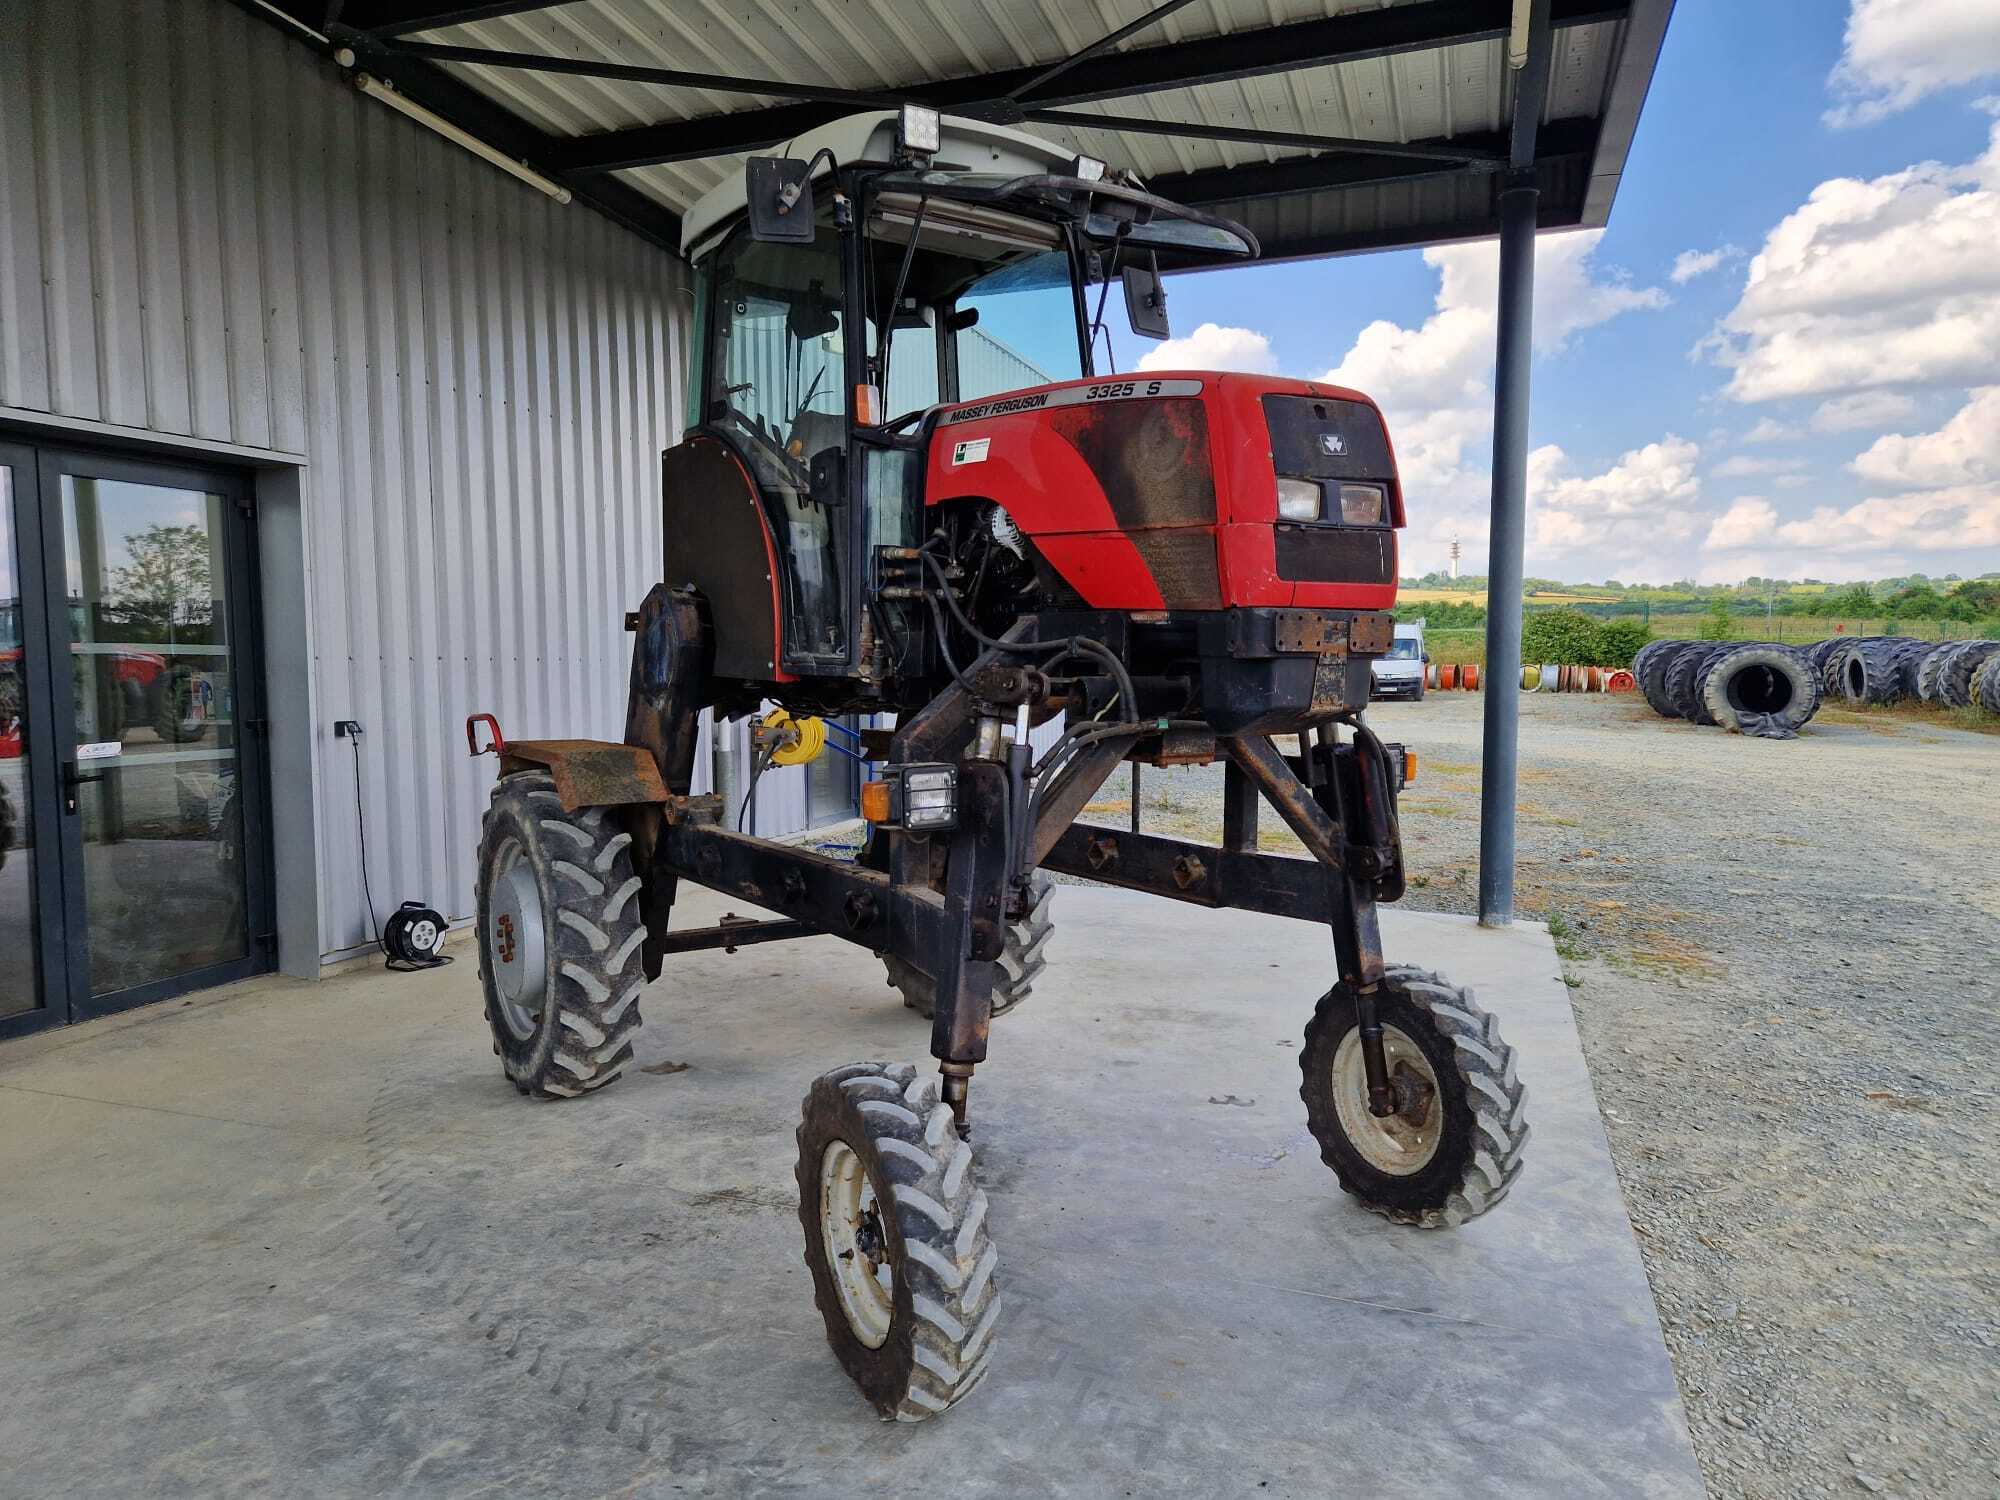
746, 156, 817, 243
945, 307, 980, 333
1123, 257, 1170, 340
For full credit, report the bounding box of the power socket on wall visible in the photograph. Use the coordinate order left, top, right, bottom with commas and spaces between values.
334, 720, 364, 738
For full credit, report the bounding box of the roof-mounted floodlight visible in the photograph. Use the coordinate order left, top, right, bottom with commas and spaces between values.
1072, 154, 1106, 182
899, 103, 941, 156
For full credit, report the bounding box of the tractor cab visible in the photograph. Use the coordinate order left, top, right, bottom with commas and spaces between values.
667, 107, 1258, 705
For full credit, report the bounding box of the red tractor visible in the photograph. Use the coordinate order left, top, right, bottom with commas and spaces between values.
467, 108, 1527, 1421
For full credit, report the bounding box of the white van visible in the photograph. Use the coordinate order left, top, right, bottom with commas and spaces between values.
1370, 620, 1428, 701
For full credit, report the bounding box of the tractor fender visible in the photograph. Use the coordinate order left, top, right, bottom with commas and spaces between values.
496, 740, 669, 814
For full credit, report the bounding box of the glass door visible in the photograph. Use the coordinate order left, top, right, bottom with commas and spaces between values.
1, 441, 272, 1034
0, 445, 54, 1029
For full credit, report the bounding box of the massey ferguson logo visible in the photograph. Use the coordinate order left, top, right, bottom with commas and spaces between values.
1319, 432, 1347, 456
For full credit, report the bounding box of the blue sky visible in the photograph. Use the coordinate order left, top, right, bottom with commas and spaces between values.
1135, 0, 2000, 585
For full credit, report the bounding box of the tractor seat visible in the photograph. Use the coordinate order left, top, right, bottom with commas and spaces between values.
786, 409, 847, 463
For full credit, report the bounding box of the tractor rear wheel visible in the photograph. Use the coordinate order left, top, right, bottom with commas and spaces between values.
796, 1061, 1000, 1420
884, 872, 1053, 1021
475, 771, 645, 1099
1299, 966, 1528, 1227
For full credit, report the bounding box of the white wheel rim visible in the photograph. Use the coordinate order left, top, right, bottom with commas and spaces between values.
820, 1139, 894, 1348
488, 836, 546, 1041
1331, 1024, 1444, 1176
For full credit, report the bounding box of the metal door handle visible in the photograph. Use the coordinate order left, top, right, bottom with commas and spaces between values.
62, 759, 109, 813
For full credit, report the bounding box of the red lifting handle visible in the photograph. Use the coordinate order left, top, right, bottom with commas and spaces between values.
466, 713, 506, 757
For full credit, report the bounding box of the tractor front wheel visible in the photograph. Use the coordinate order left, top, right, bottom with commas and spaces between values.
475, 771, 646, 1099
796, 1061, 1001, 1420
1299, 966, 1527, 1227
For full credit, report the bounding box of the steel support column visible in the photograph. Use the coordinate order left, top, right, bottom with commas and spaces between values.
1478, 0, 1552, 927
1476, 181, 1537, 926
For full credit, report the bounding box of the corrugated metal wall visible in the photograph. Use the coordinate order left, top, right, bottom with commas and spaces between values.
0, 0, 688, 959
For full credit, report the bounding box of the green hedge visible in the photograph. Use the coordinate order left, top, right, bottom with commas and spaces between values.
1517, 610, 1652, 668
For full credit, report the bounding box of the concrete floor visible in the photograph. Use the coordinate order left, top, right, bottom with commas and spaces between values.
0, 884, 1702, 1499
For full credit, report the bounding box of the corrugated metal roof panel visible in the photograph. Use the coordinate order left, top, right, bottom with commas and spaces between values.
397, 0, 1641, 258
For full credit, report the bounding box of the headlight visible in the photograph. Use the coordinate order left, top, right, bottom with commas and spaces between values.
864, 763, 958, 831
901, 768, 957, 830
1276, 477, 1321, 521
1338, 482, 1386, 525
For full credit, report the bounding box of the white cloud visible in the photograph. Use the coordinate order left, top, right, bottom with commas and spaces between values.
1670, 245, 1740, 283
1528, 436, 1704, 565
1742, 417, 1800, 444
1811, 390, 1919, 432
1825, 0, 2000, 127
1848, 386, 2000, 488
1135, 322, 1277, 374
1706, 123, 2000, 403
1712, 454, 1808, 478
1774, 473, 1813, 489
1770, 486, 2000, 553
1316, 230, 1666, 563
1704, 497, 1782, 551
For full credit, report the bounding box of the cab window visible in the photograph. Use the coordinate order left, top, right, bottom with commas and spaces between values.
705, 222, 848, 663
707, 221, 849, 472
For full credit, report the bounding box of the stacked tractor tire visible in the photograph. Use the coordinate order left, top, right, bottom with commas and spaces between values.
1634, 636, 2000, 738
1817, 635, 2000, 713
1633, 640, 1823, 738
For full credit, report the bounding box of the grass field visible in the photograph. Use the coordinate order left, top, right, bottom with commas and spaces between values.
1399, 587, 1614, 607
1397, 587, 1488, 604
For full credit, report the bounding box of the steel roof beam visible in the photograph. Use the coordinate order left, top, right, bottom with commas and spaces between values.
1148, 118, 1593, 206
232, 3, 687, 249
336, 1, 569, 36
538, 0, 1630, 173
1001, 0, 1205, 103
1023, 110, 1506, 164
1509, 0, 1558, 171
387, 41, 908, 107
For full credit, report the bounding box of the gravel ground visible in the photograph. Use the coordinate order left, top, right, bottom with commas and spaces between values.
1076, 690, 1999, 1500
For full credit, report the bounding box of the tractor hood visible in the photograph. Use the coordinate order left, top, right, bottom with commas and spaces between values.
923, 371, 1404, 615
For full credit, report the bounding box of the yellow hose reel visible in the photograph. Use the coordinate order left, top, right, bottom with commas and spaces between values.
755, 709, 828, 766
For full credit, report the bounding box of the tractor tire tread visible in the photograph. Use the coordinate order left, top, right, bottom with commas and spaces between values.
476, 771, 645, 1101
796, 1062, 998, 1421
1300, 966, 1528, 1228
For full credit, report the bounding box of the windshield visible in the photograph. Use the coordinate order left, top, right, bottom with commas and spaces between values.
955, 252, 1081, 401
1385, 639, 1422, 660
865, 196, 1083, 422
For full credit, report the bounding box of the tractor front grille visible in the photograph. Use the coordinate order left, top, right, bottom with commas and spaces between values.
1273, 523, 1395, 585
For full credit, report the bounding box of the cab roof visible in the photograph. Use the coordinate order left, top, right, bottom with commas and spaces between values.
680, 111, 1081, 259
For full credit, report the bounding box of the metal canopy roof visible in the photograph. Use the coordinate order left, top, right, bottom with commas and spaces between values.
246, 0, 1671, 262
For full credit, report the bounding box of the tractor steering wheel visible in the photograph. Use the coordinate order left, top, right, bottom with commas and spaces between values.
720, 405, 806, 481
